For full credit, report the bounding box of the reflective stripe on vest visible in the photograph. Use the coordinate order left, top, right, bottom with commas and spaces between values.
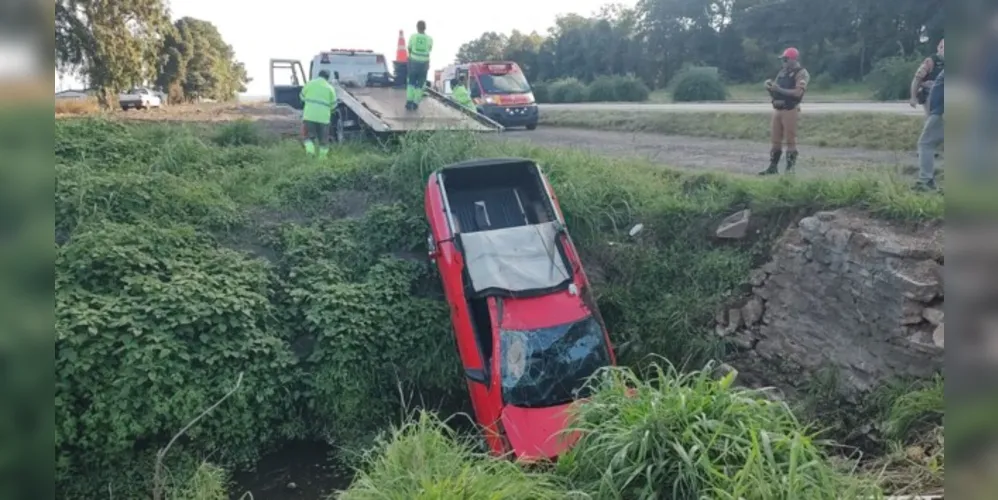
304, 97, 332, 108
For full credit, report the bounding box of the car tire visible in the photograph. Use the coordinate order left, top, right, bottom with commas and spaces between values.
526, 123, 538, 131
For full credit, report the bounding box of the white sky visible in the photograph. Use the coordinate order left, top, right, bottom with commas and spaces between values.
57, 0, 637, 95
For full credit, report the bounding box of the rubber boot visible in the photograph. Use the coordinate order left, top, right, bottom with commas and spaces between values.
785, 150, 798, 173
318, 147, 329, 159
405, 85, 416, 110
303, 140, 316, 156
759, 150, 781, 175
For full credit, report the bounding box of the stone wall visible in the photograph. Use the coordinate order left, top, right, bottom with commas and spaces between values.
717, 209, 944, 402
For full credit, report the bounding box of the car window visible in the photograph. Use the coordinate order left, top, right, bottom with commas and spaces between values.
499, 316, 611, 408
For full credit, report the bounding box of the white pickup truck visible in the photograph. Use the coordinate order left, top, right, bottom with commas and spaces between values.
118, 88, 163, 110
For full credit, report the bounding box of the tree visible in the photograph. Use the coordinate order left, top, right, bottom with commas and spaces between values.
455, 32, 509, 63
55, 0, 171, 107
155, 17, 250, 103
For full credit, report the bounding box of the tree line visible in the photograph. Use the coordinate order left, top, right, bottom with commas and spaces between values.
55, 0, 249, 106
455, 0, 944, 89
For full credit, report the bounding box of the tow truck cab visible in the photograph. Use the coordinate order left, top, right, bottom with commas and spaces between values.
424, 158, 616, 460
436, 62, 539, 130
269, 49, 391, 110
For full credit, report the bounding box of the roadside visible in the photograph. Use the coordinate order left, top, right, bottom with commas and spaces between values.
500, 127, 928, 179
537, 109, 925, 151
647, 82, 874, 103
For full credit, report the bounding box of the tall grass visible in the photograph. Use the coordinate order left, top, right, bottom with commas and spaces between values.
55, 98, 100, 115
337, 411, 569, 499
554, 362, 882, 499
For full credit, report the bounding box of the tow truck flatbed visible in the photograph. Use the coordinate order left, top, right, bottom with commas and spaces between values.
269, 55, 502, 142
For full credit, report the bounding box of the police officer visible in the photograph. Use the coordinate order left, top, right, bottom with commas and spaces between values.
450, 74, 476, 111
299, 69, 337, 158
406, 21, 434, 110
760, 47, 810, 175
909, 39, 944, 115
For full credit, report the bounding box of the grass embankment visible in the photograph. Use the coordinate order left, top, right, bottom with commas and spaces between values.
55, 117, 942, 498
540, 110, 924, 151
648, 82, 875, 103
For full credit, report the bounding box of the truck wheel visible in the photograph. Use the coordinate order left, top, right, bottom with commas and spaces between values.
333, 114, 346, 144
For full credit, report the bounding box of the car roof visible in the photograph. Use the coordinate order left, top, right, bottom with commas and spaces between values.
437, 157, 537, 173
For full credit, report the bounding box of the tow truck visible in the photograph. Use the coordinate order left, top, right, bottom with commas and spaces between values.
269, 49, 503, 143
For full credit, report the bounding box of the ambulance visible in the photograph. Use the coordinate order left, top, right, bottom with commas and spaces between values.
436, 61, 538, 130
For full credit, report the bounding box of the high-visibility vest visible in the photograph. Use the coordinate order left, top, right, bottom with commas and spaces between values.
451, 85, 475, 110
408, 33, 433, 62
299, 77, 337, 124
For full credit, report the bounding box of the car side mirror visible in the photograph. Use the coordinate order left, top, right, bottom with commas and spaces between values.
465, 368, 488, 384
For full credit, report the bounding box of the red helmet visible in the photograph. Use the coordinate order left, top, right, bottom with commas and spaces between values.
781, 47, 800, 60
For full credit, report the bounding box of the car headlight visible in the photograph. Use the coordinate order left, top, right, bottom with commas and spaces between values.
485, 96, 498, 104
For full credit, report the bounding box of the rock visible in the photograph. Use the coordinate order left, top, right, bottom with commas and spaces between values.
715, 309, 727, 326
716, 209, 751, 239
901, 301, 925, 325
932, 323, 944, 348
891, 260, 942, 303
905, 445, 926, 462
742, 297, 764, 325
748, 269, 768, 287
287, 482, 298, 490
798, 216, 826, 242
727, 308, 743, 331
923, 307, 944, 326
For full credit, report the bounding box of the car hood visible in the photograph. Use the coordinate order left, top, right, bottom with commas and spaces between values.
500, 402, 579, 460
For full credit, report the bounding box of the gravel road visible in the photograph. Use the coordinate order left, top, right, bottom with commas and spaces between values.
498, 127, 924, 178
540, 102, 922, 116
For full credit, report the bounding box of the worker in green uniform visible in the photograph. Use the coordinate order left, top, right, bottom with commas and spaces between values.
299, 69, 337, 158
450, 75, 475, 111
406, 20, 433, 110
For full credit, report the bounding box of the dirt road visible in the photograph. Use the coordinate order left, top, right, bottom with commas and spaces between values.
541, 102, 922, 116
499, 127, 923, 178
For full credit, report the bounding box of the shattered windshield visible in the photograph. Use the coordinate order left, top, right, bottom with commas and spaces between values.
500, 316, 612, 408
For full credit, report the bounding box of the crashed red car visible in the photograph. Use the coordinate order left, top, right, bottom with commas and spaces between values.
424, 157, 617, 461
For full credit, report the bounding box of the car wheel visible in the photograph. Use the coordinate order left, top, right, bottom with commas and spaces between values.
526, 123, 538, 131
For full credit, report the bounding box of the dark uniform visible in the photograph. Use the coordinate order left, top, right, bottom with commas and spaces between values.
761, 48, 810, 175
910, 39, 944, 116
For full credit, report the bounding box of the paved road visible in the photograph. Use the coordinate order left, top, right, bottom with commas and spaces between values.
540, 101, 922, 116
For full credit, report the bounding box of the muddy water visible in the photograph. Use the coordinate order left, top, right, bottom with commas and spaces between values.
229, 441, 354, 500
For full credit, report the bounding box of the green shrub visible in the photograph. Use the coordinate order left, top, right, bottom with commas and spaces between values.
338, 411, 567, 499
611, 74, 651, 102
556, 362, 883, 499
531, 81, 550, 103
212, 119, 264, 146
866, 56, 922, 101
671, 66, 728, 102
549, 78, 587, 103
586, 75, 619, 102
810, 73, 837, 91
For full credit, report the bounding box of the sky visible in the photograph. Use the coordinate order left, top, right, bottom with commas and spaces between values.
57, 0, 637, 95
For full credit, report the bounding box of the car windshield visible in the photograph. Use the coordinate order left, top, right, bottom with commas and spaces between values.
499, 316, 612, 408
478, 71, 531, 94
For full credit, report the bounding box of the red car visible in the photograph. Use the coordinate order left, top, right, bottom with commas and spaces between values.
424, 157, 617, 461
